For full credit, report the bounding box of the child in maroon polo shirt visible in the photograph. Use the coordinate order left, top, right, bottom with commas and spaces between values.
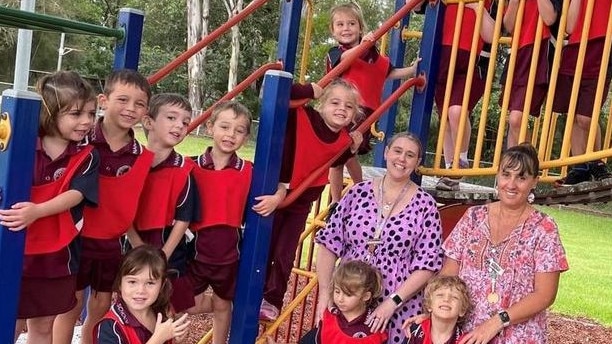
326, 2, 419, 204
186, 101, 286, 344
501, 0, 561, 147
403, 276, 470, 344
552, 0, 612, 185
93, 245, 190, 344
0, 71, 99, 344
53, 69, 154, 344
126, 93, 200, 313
260, 79, 363, 321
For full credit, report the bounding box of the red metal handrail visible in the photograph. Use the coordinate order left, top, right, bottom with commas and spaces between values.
186, 61, 283, 133
279, 75, 425, 208
288, 0, 423, 108
147, 0, 270, 85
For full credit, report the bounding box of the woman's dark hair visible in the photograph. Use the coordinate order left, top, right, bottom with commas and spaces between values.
500, 143, 539, 177
113, 245, 172, 317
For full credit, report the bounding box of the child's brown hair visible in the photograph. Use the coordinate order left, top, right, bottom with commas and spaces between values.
148, 93, 192, 120
37, 71, 97, 137
208, 100, 253, 134
423, 275, 471, 318
331, 260, 383, 308
113, 245, 172, 317
103, 69, 152, 102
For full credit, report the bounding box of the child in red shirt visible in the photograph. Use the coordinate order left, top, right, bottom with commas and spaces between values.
54, 69, 154, 344
187, 101, 286, 344
93, 245, 190, 344
0, 71, 99, 344
260, 79, 363, 321
403, 276, 471, 344
326, 2, 419, 203
126, 93, 200, 313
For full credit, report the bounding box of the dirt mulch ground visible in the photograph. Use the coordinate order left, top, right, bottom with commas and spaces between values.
183, 312, 611, 343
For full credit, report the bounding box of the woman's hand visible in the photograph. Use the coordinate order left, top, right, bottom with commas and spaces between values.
458, 316, 503, 344
365, 298, 396, 332
315, 293, 331, 323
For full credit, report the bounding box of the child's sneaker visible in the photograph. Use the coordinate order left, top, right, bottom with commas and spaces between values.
435, 160, 468, 191
589, 160, 612, 181
435, 177, 460, 191
554, 164, 590, 187
259, 299, 279, 321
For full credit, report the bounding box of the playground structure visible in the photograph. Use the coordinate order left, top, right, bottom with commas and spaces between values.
1, 0, 612, 343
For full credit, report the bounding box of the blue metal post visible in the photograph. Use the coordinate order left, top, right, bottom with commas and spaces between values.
407, 2, 445, 184
276, 0, 304, 74
229, 71, 293, 344
373, 0, 413, 167
0, 90, 41, 343
113, 8, 144, 70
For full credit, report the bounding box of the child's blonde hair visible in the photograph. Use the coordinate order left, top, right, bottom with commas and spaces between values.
316, 78, 364, 123
330, 2, 367, 33
331, 260, 382, 308
208, 100, 253, 134
36, 71, 96, 137
423, 275, 471, 318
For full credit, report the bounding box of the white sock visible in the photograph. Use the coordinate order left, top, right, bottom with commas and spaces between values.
460, 152, 468, 163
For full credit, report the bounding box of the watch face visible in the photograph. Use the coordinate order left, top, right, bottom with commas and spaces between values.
499, 311, 510, 325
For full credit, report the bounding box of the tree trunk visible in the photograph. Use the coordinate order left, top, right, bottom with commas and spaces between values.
187, 0, 209, 128
225, 0, 243, 91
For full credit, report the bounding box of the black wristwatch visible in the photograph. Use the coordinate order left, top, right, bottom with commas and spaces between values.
498, 310, 511, 328
390, 293, 403, 306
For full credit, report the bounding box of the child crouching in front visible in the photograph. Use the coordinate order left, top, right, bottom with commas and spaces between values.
267, 260, 386, 344
93, 245, 190, 344
403, 275, 471, 344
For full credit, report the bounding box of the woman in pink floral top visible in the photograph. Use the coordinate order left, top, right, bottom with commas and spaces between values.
441, 143, 568, 344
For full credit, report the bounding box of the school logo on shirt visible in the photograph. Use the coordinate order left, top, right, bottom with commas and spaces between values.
116, 165, 132, 176
353, 332, 368, 338
53, 168, 66, 181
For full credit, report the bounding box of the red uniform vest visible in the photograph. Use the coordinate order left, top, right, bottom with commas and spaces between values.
320, 309, 388, 344
100, 306, 172, 344
514, 0, 551, 48
342, 54, 390, 110
289, 108, 351, 189
134, 158, 193, 231
190, 160, 252, 231
25, 146, 94, 255
82, 147, 153, 239
569, 0, 611, 43
442, 2, 491, 52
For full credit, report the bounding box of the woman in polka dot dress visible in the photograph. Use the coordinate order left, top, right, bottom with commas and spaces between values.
315, 132, 443, 343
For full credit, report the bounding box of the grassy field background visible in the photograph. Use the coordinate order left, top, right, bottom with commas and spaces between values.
145, 130, 612, 326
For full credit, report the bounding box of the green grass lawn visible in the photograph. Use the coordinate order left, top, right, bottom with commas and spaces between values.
537, 206, 612, 326
137, 130, 612, 326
